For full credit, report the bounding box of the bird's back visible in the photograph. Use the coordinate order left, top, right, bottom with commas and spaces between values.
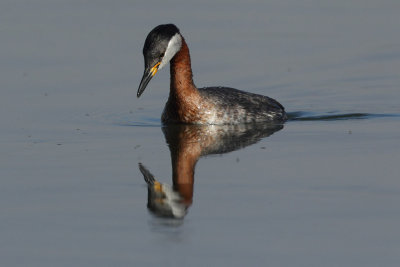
197, 86, 287, 124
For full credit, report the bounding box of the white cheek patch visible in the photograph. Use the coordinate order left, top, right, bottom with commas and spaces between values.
159, 33, 182, 70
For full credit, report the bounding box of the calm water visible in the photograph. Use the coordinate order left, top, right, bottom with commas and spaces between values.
1, 0, 400, 266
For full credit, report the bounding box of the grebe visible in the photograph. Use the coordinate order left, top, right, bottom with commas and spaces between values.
137, 24, 287, 125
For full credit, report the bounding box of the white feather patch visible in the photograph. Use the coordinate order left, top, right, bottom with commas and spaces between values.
159, 33, 182, 70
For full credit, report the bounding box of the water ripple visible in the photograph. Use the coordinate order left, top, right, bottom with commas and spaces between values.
288, 111, 400, 121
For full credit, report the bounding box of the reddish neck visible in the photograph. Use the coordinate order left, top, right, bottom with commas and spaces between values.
169, 37, 198, 99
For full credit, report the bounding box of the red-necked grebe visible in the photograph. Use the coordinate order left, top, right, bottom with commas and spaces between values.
137, 24, 287, 125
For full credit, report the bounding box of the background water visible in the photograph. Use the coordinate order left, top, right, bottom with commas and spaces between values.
1, 0, 400, 266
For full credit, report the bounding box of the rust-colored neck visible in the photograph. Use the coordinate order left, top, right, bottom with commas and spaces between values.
170, 37, 196, 95
164, 37, 202, 123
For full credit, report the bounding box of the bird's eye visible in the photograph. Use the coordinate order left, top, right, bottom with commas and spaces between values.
160, 52, 165, 58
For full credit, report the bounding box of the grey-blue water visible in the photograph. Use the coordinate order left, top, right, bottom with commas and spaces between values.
1, 1, 400, 266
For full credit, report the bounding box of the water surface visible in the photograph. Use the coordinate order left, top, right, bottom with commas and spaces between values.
1, 0, 400, 266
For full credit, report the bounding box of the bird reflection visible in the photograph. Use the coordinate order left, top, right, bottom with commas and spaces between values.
139, 123, 284, 219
